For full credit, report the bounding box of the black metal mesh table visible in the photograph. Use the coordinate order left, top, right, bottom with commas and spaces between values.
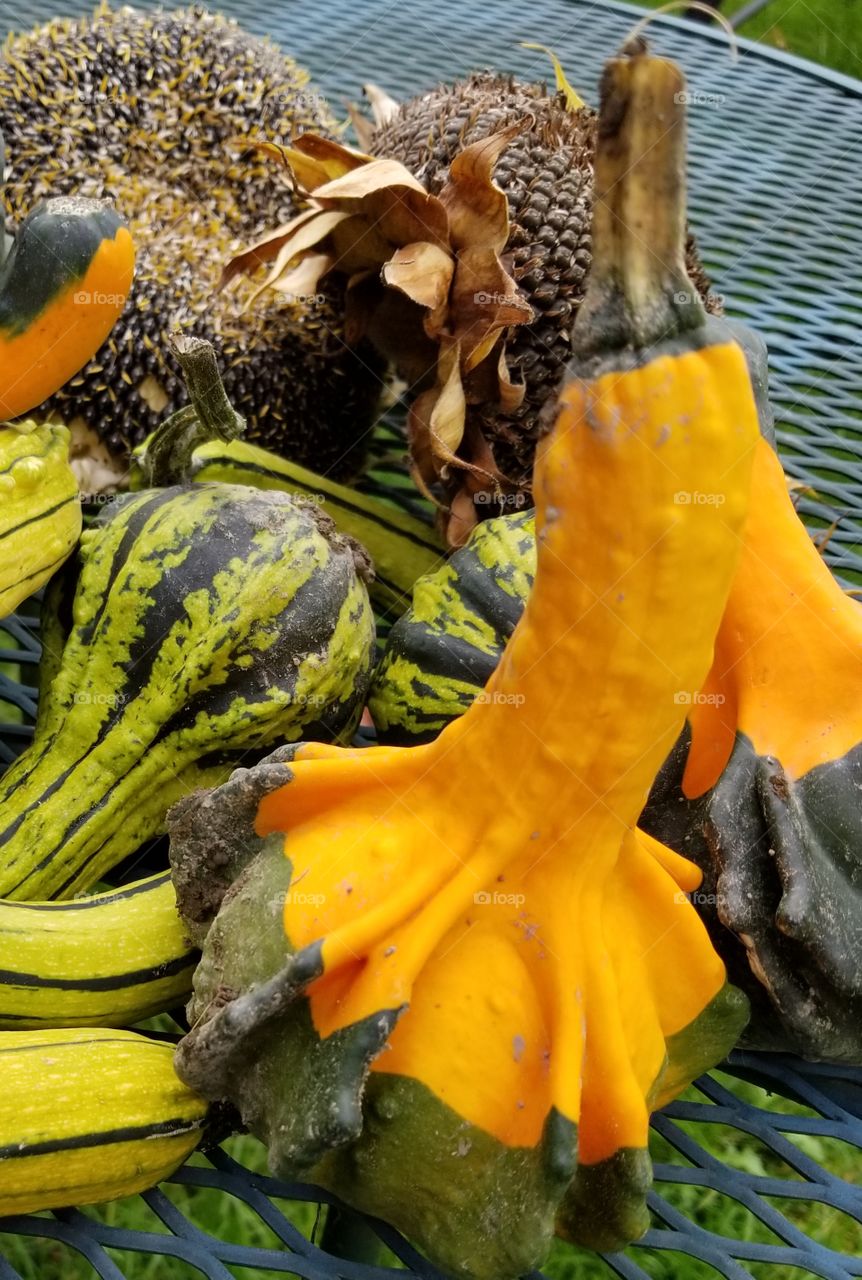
1, 0, 862, 1276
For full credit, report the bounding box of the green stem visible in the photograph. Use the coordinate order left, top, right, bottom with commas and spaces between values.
139, 335, 246, 487
572, 41, 704, 357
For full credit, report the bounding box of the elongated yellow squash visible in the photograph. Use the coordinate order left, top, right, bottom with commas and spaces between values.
0, 873, 196, 1029
0, 1027, 206, 1215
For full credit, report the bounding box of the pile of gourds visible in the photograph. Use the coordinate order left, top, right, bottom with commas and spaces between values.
0, 41, 860, 1280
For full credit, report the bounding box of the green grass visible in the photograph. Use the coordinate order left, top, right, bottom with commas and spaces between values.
0, 1070, 857, 1279
642, 0, 862, 78
727, 0, 861, 79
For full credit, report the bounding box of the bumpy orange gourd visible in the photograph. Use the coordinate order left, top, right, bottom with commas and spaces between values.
172, 46, 758, 1280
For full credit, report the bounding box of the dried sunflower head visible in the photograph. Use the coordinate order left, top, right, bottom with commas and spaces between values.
0, 4, 385, 486
226, 69, 718, 542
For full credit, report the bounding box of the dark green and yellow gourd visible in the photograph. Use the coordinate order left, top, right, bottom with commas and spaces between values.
369, 509, 535, 742
132, 435, 445, 617
0, 482, 375, 900
0, 873, 196, 1028
0, 422, 82, 616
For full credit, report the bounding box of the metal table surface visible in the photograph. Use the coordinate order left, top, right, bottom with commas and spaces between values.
1, 1, 861, 1277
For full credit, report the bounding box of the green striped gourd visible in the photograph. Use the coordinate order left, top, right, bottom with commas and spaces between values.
0, 421, 81, 617
0, 873, 195, 1028
130, 336, 445, 619
0, 1027, 205, 1215
0, 483, 375, 900
369, 509, 535, 742
133, 436, 445, 617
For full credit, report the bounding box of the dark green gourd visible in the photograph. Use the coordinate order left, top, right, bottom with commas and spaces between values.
0, 482, 375, 899
369, 508, 535, 743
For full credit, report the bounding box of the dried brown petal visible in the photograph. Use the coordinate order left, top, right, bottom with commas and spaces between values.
408, 391, 443, 490
372, 188, 450, 249
329, 214, 399, 272
364, 290, 440, 386
267, 252, 334, 299
293, 133, 373, 169
427, 338, 467, 465
219, 208, 325, 290
346, 103, 376, 153
246, 210, 351, 302
446, 485, 479, 545
438, 124, 525, 253
314, 158, 427, 201
343, 270, 379, 345
450, 245, 534, 372
232, 136, 367, 193
496, 345, 527, 414
383, 242, 454, 337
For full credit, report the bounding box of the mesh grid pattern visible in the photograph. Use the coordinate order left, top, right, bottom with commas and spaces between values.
1, 0, 862, 1276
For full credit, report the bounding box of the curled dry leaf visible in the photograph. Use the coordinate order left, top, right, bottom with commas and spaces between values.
439, 124, 527, 253
219, 208, 324, 290
450, 245, 534, 372
329, 216, 395, 273
224, 129, 534, 542
292, 133, 373, 172
245, 210, 351, 305
495, 343, 527, 414
345, 103, 376, 153
313, 158, 427, 201
267, 252, 334, 300
427, 337, 467, 466
382, 242, 454, 333
446, 485, 480, 544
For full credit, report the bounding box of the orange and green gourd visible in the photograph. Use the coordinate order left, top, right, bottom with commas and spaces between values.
170, 45, 758, 1279
643, 429, 862, 1062
0, 173, 135, 421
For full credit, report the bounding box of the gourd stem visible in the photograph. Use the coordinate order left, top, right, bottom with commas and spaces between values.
572, 39, 704, 356
139, 335, 246, 487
